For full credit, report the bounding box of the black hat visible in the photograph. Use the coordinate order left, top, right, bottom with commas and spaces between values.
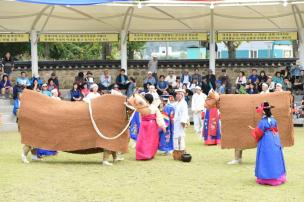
256, 101, 274, 113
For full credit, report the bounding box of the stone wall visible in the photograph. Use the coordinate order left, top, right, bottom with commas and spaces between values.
9, 66, 286, 89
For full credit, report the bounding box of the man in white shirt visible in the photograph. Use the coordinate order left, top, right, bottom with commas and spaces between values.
100, 69, 112, 91
181, 69, 192, 87
173, 89, 189, 151
191, 86, 207, 135
165, 70, 177, 88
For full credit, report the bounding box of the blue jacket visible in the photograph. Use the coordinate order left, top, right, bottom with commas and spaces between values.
13, 99, 20, 116
41, 90, 52, 97
116, 75, 129, 85
70, 89, 82, 101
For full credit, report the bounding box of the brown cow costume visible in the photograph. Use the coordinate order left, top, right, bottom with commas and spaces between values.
205, 91, 294, 148
19, 90, 133, 164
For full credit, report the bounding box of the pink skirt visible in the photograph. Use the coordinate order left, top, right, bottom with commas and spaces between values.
136, 114, 159, 160
256, 174, 286, 186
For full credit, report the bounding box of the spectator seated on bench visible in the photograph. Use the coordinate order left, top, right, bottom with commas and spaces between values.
0, 74, 13, 98
81, 83, 90, 97
115, 69, 130, 90
70, 83, 82, 102
156, 75, 168, 96
143, 71, 157, 91
41, 83, 52, 97
30, 78, 42, 92
99, 69, 113, 92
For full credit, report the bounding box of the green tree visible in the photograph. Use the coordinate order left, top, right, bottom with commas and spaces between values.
127, 41, 146, 59
0, 43, 30, 60
101, 42, 113, 60
38, 42, 103, 60
223, 41, 242, 59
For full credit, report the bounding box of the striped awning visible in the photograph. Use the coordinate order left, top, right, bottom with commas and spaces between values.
17, 0, 131, 6
0, 0, 303, 33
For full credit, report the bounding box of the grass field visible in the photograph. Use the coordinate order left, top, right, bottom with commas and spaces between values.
0, 127, 303, 202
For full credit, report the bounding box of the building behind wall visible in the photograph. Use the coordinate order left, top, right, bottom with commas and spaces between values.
217, 41, 293, 59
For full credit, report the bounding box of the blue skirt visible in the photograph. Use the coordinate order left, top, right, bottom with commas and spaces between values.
255, 132, 286, 179
36, 149, 57, 157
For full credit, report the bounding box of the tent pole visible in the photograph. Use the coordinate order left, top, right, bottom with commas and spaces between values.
292, 5, 304, 66
299, 28, 304, 67
120, 30, 128, 73
209, 9, 216, 74
30, 30, 39, 77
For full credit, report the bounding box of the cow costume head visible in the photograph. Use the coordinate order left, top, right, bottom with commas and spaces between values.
127, 94, 151, 116
204, 90, 220, 109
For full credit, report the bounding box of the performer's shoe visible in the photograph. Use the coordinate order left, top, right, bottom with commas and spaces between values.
102, 161, 113, 166
21, 154, 29, 164
31, 155, 43, 161
114, 156, 124, 161
227, 159, 242, 165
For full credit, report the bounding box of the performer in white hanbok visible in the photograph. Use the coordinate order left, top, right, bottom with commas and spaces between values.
191, 86, 207, 135
173, 89, 189, 151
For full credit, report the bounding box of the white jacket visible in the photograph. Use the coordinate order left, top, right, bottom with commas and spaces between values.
149, 105, 166, 129
191, 92, 207, 113
174, 99, 189, 138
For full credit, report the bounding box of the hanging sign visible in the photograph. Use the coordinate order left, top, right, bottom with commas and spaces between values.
39, 33, 119, 42
0, 34, 29, 42
129, 33, 208, 41
217, 32, 298, 41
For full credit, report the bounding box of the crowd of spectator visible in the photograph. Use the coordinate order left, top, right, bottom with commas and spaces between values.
0, 52, 304, 119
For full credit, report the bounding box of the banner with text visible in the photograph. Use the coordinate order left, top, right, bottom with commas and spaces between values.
217, 32, 298, 41
39, 33, 119, 42
129, 33, 208, 42
0, 34, 29, 42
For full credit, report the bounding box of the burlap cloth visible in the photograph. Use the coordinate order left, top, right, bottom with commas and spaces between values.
19, 90, 130, 153
219, 91, 294, 149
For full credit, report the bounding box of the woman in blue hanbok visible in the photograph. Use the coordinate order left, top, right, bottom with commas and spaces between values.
158, 96, 175, 154
249, 101, 286, 186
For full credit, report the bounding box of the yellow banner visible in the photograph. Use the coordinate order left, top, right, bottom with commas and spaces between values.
0, 34, 29, 42
39, 33, 119, 42
217, 32, 298, 41
129, 33, 208, 41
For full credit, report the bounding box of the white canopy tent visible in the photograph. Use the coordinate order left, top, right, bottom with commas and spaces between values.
0, 0, 304, 75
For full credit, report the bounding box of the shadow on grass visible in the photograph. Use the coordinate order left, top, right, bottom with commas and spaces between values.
32, 160, 102, 165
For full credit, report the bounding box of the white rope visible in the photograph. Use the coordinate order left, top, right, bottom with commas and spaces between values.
88, 100, 136, 140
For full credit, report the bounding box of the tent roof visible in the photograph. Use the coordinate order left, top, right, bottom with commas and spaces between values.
0, 0, 304, 33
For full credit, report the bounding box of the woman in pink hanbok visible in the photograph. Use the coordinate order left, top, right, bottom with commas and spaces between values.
127, 93, 166, 160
